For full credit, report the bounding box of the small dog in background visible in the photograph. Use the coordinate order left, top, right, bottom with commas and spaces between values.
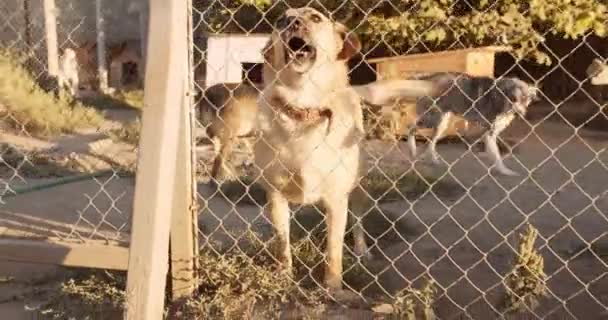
407, 73, 539, 176
58, 48, 80, 97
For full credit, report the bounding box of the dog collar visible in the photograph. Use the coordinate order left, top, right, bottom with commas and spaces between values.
269, 95, 332, 123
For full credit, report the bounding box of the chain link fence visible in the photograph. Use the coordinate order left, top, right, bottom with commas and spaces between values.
0, 0, 143, 255
1, 0, 607, 318
191, 1, 608, 319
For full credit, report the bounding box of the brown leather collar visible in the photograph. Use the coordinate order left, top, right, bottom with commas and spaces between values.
270, 95, 332, 123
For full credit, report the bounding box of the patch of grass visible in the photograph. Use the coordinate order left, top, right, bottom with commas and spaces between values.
80, 90, 145, 110
0, 50, 104, 137
176, 249, 325, 319
503, 224, 547, 313
108, 118, 141, 145
0, 143, 80, 178
31, 270, 125, 320
33, 233, 327, 320
389, 279, 437, 320
112, 90, 144, 109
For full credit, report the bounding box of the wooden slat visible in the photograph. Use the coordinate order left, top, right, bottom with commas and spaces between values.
0, 239, 129, 270
169, 75, 198, 299
95, 0, 109, 92
371, 46, 511, 80
124, 0, 188, 318
367, 46, 511, 64
42, 0, 59, 77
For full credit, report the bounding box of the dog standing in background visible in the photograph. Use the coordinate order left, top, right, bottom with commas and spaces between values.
58, 48, 80, 97
197, 82, 259, 181
407, 73, 539, 176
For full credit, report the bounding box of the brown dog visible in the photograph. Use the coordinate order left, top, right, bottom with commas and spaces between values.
197, 82, 259, 181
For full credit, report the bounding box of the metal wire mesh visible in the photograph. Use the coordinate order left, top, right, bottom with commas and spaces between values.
0, 0, 143, 245
191, 1, 608, 319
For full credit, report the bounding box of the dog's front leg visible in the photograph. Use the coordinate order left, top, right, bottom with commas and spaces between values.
485, 113, 519, 176
406, 125, 418, 159
323, 194, 349, 290
349, 185, 372, 259
267, 190, 292, 271
484, 133, 519, 176
425, 112, 453, 164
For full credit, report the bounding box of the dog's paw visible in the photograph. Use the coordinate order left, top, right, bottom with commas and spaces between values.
353, 249, 374, 262
494, 166, 520, 177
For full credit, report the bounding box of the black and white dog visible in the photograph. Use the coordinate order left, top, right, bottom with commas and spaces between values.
407, 73, 539, 176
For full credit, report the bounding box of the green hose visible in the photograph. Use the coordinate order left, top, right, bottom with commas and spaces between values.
2, 169, 116, 199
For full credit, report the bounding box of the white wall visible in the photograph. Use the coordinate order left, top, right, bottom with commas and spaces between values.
205, 34, 270, 87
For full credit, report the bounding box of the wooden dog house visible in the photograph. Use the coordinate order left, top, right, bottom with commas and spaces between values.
365, 46, 511, 140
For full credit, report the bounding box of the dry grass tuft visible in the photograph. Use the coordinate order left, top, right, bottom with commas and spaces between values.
0, 50, 104, 137
80, 89, 145, 110
108, 118, 141, 145
503, 224, 547, 313
32, 270, 126, 320
0, 143, 80, 178
391, 279, 437, 320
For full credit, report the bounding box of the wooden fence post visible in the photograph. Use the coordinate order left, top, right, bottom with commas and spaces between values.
169, 0, 198, 298
95, 0, 109, 92
23, 0, 32, 50
43, 0, 59, 77
169, 77, 198, 299
124, 0, 188, 319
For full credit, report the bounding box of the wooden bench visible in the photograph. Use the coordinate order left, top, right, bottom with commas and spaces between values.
365, 46, 511, 140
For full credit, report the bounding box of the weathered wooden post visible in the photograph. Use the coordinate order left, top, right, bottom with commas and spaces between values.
95, 0, 109, 93
43, 0, 59, 77
124, 0, 190, 318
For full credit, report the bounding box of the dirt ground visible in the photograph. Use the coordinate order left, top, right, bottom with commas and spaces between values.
1, 102, 607, 319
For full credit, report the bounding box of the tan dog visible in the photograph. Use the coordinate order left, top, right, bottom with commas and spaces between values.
254, 7, 366, 290
254, 8, 436, 290
197, 8, 438, 291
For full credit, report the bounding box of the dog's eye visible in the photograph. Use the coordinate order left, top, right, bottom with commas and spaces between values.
310, 14, 322, 23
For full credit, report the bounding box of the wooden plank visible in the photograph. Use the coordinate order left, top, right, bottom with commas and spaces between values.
372, 46, 510, 80
43, 0, 59, 77
95, 0, 109, 92
124, 0, 188, 319
169, 33, 198, 299
0, 238, 129, 270
465, 51, 496, 77
23, 0, 32, 49
368, 46, 511, 64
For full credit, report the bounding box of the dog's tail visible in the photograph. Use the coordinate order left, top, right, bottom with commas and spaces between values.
352, 79, 437, 105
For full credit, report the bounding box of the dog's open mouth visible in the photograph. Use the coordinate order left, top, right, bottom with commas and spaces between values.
285, 37, 316, 67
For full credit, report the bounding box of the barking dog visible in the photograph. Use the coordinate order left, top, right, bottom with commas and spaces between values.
255, 7, 367, 290
407, 73, 539, 176
254, 8, 435, 290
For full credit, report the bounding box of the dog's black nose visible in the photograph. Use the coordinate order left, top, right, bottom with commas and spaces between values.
276, 15, 301, 29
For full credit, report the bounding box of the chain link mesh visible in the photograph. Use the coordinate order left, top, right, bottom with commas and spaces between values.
0, 0, 143, 246
192, 1, 608, 318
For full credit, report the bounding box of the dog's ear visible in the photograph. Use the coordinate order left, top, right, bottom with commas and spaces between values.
262, 38, 274, 64
335, 22, 361, 61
